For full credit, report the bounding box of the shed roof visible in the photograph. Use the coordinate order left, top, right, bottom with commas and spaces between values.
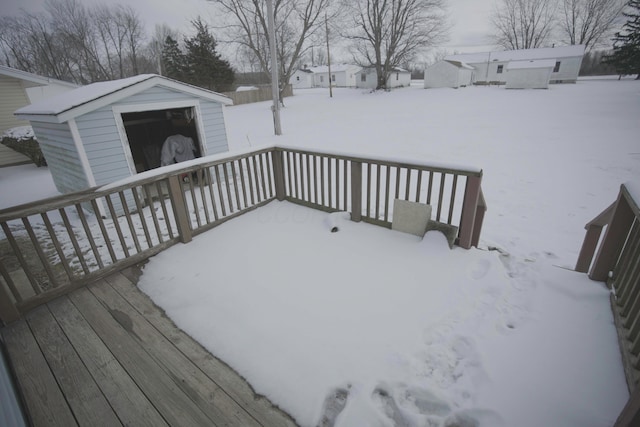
0, 65, 78, 89
445, 45, 585, 64
507, 59, 557, 70
443, 60, 474, 70
15, 74, 232, 123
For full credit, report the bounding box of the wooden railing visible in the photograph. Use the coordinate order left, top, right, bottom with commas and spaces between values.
0, 146, 485, 324
575, 183, 640, 427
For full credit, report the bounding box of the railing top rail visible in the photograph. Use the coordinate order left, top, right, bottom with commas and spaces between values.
275, 145, 483, 177
622, 182, 640, 218
0, 146, 274, 222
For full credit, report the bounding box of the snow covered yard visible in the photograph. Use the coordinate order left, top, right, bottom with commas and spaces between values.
2, 77, 638, 426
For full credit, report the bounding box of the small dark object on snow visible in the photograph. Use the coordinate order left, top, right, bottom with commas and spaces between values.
331, 226, 339, 233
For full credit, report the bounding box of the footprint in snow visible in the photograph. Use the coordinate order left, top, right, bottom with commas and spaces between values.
402, 386, 451, 417
316, 387, 349, 427
443, 408, 505, 427
372, 387, 414, 427
469, 259, 491, 280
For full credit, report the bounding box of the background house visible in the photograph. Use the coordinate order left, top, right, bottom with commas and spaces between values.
290, 68, 314, 89
0, 65, 77, 133
505, 60, 556, 89
445, 45, 585, 85
15, 74, 232, 198
356, 67, 411, 89
424, 60, 474, 88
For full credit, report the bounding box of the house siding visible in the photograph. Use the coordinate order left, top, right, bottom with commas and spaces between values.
0, 75, 31, 132
30, 121, 88, 193
549, 56, 583, 82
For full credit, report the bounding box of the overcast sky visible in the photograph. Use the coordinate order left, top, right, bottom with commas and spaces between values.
1, 0, 497, 58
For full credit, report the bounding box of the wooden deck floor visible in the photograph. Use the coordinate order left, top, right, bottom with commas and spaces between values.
1, 267, 297, 427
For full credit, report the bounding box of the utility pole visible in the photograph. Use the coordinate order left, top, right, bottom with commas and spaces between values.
325, 13, 333, 98
266, 0, 282, 135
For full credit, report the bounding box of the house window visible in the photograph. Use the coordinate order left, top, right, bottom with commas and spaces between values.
396, 73, 399, 80
497, 64, 503, 74
553, 61, 561, 72
320, 75, 324, 82
332, 74, 335, 82
361, 74, 366, 82
296, 76, 300, 81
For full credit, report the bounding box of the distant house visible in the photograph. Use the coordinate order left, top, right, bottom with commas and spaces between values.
355, 67, 411, 89
0, 65, 77, 133
424, 60, 474, 88
15, 74, 233, 199
290, 68, 314, 89
289, 64, 362, 89
505, 60, 556, 89
445, 45, 585, 85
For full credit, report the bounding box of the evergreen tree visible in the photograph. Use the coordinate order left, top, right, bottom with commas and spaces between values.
183, 17, 234, 92
605, 0, 640, 78
161, 35, 185, 81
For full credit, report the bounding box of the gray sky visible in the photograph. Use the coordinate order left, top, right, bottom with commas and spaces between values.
0, 0, 497, 57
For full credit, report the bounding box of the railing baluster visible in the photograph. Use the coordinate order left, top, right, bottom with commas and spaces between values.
252, 155, 262, 203
313, 155, 318, 204
306, 154, 311, 203
90, 199, 117, 263
143, 184, 165, 243
427, 171, 434, 204
1, 222, 41, 294
196, 170, 211, 226
415, 170, 422, 203
238, 159, 249, 209
375, 163, 381, 220
117, 194, 141, 255
229, 161, 241, 212
40, 212, 73, 281
214, 165, 227, 216
204, 168, 220, 222
320, 156, 326, 206
405, 168, 412, 201
366, 163, 371, 218
104, 195, 130, 257
259, 154, 268, 201
384, 166, 391, 222
247, 157, 256, 205
436, 173, 446, 222
344, 160, 348, 211
59, 207, 90, 274
22, 216, 60, 288
222, 163, 234, 213
75, 203, 104, 269
448, 175, 459, 225
132, 189, 154, 248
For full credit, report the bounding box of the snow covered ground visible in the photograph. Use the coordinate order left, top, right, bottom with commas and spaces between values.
2, 77, 639, 426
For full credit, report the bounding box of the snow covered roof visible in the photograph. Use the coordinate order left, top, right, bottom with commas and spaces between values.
15, 74, 232, 124
445, 45, 585, 64
443, 60, 474, 70
0, 65, 78, 89
308, 64, 361, 73
507, 59, 557, 70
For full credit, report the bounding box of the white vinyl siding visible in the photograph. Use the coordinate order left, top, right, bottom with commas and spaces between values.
0, 75, 31, 132
30, 122, 88, 193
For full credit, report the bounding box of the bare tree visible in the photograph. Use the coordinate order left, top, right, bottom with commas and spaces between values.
210, 0, 329, 99
490, 0, 557, 50
0, 0, 149, 84
342, 0, 448, 90
559, 0, 626, 49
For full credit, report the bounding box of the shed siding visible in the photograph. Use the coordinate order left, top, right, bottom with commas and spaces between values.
549, 56, 583, 82
199, 101, 228, 155
425, 62, 458, 88
0, 75, 31, 132
31, 121, 88, 193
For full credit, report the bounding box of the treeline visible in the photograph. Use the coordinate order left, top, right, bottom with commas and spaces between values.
0, 0, 234, 90
580, 50, 619, 75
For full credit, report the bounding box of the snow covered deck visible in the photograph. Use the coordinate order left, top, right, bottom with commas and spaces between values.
1, 267, 296, 427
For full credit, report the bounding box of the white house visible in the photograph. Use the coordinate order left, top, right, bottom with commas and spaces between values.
356, 67, 411, 89
424, 60, 474, 88
0, 65, 77, 133
15, 74, 233, 197
290, 68, 314, 89
505, 59, 556, 89
289, 64, 362, 89
445, 45, 585, 85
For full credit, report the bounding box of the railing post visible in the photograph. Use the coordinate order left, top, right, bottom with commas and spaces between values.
471, 191, 486, 248
272, 149, 286, 201
590, 188, 635, 281
0, 283, 20, 324
350, 161, 362, 222
575, 225, 605, 273
168, 175, 192, 244
458, 174, 482, 249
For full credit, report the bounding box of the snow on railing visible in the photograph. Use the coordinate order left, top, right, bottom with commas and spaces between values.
0, 146, 486, 324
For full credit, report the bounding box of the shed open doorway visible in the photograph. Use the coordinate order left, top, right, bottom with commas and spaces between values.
121, 107, 202, 173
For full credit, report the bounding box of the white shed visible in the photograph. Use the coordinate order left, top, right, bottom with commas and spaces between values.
290, 69, 314, 89
424, 60, 474, 88
15, 74, 233, 196
310, 64, 362, 88
505, 59, 556, 89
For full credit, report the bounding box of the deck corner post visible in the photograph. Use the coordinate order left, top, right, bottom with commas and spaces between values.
459, 174, 482, 249
167, 175, 192, 244
575, 224, 604, 273
272, 149, 286, 201
590, 188, 635, 281
350, 161, 362, 222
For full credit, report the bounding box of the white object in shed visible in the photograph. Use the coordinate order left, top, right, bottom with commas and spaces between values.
15, 74, 233, 197
424, 60, 474, 88
505, 59, 556, 89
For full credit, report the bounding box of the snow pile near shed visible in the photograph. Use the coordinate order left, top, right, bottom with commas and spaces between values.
2, 126, 35, 141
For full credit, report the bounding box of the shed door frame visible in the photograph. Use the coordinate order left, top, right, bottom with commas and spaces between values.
112, 99, 207, 176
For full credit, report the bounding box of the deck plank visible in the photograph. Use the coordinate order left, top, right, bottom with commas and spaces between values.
47, 296, 169, 427
1, 319, 78, 427
89, 276, 261, 427
112, 269, 298, 427
26, 305, 122, 427
68, 285, 216, 426
25, 305, 122, 427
